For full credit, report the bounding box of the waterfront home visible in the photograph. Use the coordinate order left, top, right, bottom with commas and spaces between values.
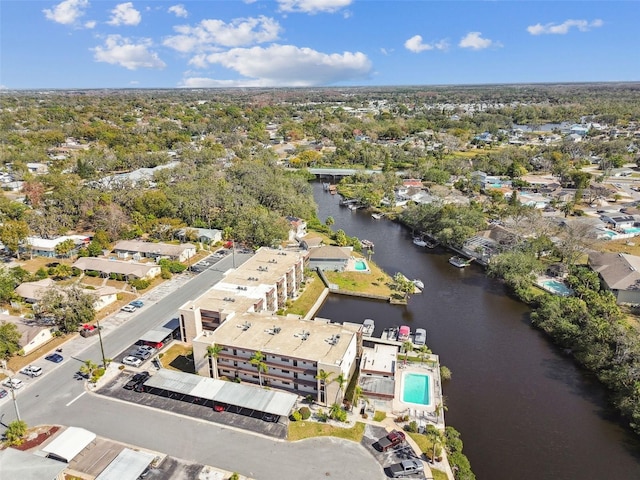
286, 216, 308, 242
599, 214, 636, 230
307, 246, 352, 272
588, 252, 640, 305
73, 257, 161, 281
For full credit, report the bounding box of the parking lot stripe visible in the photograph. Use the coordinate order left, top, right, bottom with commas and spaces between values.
66, 391, 86, 407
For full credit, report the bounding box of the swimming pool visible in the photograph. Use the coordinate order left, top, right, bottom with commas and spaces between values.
402, 372, 431, 406
355, 259, 368, 271
542, 280, 573, 296
623, 227, 640, 234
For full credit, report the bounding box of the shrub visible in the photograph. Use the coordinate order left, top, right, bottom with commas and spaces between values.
299, 406, 311, 420
316, 410, 328, 422
290, 411, 302, 422
405, 420, 418, 433
5, 420, 28, 446
229, 474, 240, 480
373, 411, 387, 422
361, 413, 368, 419
130, 278, 151, 290
440, 365, 452, 381
395, 414, 409, 423
86, 270, 100, 277
305, 394, 314, 403
161, 269, 172, 279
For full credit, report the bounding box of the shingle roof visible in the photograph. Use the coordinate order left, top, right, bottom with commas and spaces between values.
589, 252, 640, 291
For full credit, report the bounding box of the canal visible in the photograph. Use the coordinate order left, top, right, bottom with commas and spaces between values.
313, 183, 640, 480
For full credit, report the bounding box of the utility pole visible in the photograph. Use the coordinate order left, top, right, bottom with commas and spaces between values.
232, 239, 236, 268
9, 380, 21, 422
96, 317, 107, 368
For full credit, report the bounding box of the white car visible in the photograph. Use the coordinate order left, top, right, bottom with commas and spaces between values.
2, 378, 24, 389
122, 356, 143, 367
121, 304, 137, 313
21, 365, 43, 377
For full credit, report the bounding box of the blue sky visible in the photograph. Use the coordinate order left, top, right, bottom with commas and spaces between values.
1, 1, 638, 89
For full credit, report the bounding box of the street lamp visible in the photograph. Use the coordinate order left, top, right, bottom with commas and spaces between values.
95, 317, 107, 368
8, 378, 21, 422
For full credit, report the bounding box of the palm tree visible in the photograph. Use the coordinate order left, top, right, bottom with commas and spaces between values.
316, 369, 333, 405
425, 425, 444, 463
79, 360, 98, 379
402, 341, 414, 364
417, 345, 431, 364
249, 351, 268, 387
204, 344, 223, 378
434, 397, 448, 423
334, 373, 347, 404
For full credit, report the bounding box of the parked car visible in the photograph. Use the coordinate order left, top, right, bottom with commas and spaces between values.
132, 349, 152, 360
0, 389, 8, 399
213, 404, 225, 412
21, 365, 43, 377
80, 324, 102, 337
129, 300, 144, 308
121, 304, 137, 313
388, 459, 424, 478
122, 356, 143, 367
136, 345, 156, 355
2, 378, 24, 390
262, 413, 279, 422
45, 353, 64, 363
124, 371, 150, 390
376, 430, 406, 451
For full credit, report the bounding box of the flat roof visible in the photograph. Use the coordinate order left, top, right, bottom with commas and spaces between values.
203, 312, 359, 366
144, 369, 297, 416
95, 448, 155, 480
42, 427, 96, 463
361, 344, 398, 375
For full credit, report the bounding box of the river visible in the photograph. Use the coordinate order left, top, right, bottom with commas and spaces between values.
312, 183, 640, 480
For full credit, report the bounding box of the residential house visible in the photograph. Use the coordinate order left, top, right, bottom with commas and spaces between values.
15, 277, 120, 311
177, 227, 222, 244
0, 313, 55, 355
589, 252, 640, 304
307, 246, 352, 272
112, 240, 196, 263
286, 216, 307, 242
26, 235, 90, 258
73, 257, 161, 281
26, 162, 49, 175
600, 214, 636, 230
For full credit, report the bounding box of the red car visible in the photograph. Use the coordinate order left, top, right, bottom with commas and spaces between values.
213, 404, 225, 412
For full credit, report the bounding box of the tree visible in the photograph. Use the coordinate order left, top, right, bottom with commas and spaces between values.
325, 216, 334, 228
79, 359, 99, 379
0, 321, 22, 359
425, 425, 444, 463
5, 419, 28, 446
435, 398, 448, 423
249, 351, 268, 387
316, 369, 333, 405
334, 372, 347, 404
205, 344, 223, 378
38, 285, 97, 333
54, 239, 76, 258
394, 273, 416, 301
417, 345, 431, 363
0, 219, 29, 258
50, 263, 73, 279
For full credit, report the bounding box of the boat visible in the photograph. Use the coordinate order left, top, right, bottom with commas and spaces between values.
412, 237, 428, 247
413, 328, 427, 346
449, 256, 473, 268
371, 213, 384, 220
361, 239, 375, 249
362, 319, 375, 337
322, 182, 331, 191
397, 325, 411, 342
412, 279, 424, 290
383, 326, 399, 341
424, 240, 437, 249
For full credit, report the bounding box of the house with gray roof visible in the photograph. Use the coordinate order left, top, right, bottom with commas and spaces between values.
112, 240, 195, 263
0, 313, 55, 355
307, 246, 352, 272
588, 252, 640, 304
73, 257, 161, 281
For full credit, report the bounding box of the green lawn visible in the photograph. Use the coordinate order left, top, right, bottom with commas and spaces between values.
161, 344, 195, 373
288, 420, 365, 442
285, 271, 326, 316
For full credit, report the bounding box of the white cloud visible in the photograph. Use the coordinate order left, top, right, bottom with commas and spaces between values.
459, 32, 500, 50
168, 4, 188, 18
92, 35, 166, 70
184, 44, 371, 87
107, 2, 142, 26
277, 0, 352, 14
404, 35, 449, 53
164, 16, 281, 52
85, 20, 97, 29
43, 0, 89, 25
527, 19, 603, 35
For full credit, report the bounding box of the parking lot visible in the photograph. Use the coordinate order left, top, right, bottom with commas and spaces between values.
96, 371, 289, 439
361, 424, 427, 479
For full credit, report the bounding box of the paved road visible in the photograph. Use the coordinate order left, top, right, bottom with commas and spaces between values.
0, 252, 384, 480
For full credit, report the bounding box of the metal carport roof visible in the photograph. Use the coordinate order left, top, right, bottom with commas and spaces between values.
95, 448, 156, 480
144, 369, 297, 416
139, 318, 179, 343
42, 427, 96, 463
0, 448, 67, 480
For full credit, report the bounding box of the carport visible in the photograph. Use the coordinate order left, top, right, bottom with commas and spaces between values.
143, 369, 297, 419
138, 318, 180, 347
42, 426, 96, 463
95, 448, 156, 480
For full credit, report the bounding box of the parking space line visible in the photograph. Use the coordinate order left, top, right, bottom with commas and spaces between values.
66, 391, 86, 407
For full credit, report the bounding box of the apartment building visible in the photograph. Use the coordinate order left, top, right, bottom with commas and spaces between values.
179, 246, 361, 403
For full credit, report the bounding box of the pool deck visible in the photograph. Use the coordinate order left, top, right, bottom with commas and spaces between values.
536, 275, 573, 296
391, 355, 446, 430
345, 256, 371, 273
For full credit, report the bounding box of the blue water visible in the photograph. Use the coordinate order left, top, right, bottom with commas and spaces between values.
623, 227, 640, 234
542, 280, 573, 296
355, 260, 367, 271
402, 373, 431, 405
